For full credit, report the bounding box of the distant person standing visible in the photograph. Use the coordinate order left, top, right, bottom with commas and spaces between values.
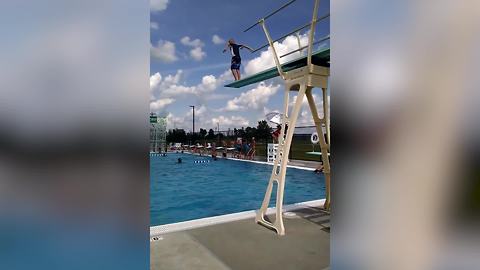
223, 39, 253, 81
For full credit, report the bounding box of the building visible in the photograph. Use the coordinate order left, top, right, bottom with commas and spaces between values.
150, 113, 167, 153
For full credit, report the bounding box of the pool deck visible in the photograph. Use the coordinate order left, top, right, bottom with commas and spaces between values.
167, 151, 321, 170
150, 205, 330, 270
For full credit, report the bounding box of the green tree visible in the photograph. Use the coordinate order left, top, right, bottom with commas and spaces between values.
237, 127, 245, 138
245, 126, 257, 140
206, 128, 215, 140
166, 129, 187, 143
256, 120, 272, 142
199, 128, 207, 138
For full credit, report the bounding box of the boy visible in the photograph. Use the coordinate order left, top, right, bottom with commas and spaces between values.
223, 39, 253, 81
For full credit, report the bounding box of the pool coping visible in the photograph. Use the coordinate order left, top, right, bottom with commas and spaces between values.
166, 151, 316, 171
150, 199, 325, 237
226, 157, 316, 171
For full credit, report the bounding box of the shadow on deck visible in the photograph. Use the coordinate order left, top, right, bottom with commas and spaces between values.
150, 206, 330, 270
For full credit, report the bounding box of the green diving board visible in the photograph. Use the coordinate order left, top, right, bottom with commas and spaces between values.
224, 48, 329, 88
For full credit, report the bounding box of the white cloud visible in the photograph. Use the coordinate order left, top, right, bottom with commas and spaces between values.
296, 110, 314, 126
150, 72, 162, 89
150, 70, 224, 99
150, 98, 175, 111
190, 47, 206, 61
223, 82, 281, 111
150, 0, 169, 12
150, 22, 159, 30
186, 105, 207, 117
180, 36, 207, 61
201, 75, 217, 90
166, 113, 185, 130
210, 115, 250, 128
151, 40, 177, 63
180, 37, 206, 61
291, 94, 330, 126
180, 36, 205, 47
289, 93, 320, 107
163, 70, 183, 84
212, 34, 225, 45
244, 34, 310, 76
149, 69, 265, 130
165, 106, 215, 131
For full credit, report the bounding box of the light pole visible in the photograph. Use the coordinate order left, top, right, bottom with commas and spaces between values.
189, 105, 195, 143
217, 121, 220, 144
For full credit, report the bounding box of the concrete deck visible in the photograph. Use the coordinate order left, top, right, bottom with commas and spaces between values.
171, 151, 321, 170
151, 206, 330, 270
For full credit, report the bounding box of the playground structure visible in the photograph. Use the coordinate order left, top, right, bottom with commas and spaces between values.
225, 0, 330, 235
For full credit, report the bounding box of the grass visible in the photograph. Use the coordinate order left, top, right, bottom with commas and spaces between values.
256, 139, 323, 162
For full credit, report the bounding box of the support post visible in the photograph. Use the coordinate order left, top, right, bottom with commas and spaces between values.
306, 88, 330, 209
256, 83, 308, 235
260, 20, 286, 79
254, 0, 330, 235
307, 0, 320, 68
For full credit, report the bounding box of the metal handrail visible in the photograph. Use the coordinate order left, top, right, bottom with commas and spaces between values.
243, 0, 298, 32
307, 0, 320, 67
250, 13, 330, 53
279, 35, 330, 58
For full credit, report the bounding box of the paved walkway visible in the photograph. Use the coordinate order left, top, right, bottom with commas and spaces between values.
151, 206, 330, 270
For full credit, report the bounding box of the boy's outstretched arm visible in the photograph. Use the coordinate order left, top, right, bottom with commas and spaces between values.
240, 44, 254, 52
222, 42, 229, 53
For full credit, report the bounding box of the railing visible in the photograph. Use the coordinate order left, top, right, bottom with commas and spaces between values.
243, 0, 329, 79
250, 13, 330, 53
243, 0, 299, 32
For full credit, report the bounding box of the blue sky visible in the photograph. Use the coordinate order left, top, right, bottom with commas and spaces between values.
150, 0, 330, 131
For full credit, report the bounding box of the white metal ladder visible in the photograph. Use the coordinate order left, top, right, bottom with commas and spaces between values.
251, 0, 331, 235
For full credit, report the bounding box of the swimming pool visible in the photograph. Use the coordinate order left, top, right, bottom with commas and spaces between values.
150, 153, 325, 226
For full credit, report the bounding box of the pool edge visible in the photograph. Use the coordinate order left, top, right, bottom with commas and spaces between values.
150, 199, 325, 237
171, 151, 316, 171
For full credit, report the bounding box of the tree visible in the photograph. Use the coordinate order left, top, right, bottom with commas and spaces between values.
166, 129, 187, 143
206, 128, 215, 140
245, 126, 257, 140
199, 128, 207, 138
256, 120, 272, 142
237, 127, 246, 138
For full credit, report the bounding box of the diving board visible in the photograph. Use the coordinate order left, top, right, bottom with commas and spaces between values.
233, 0, 331, 236
225, 48, 329, 88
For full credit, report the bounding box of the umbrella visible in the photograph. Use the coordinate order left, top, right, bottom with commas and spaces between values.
265, 112, 283, 125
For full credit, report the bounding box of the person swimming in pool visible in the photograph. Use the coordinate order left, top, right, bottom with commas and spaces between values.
177, 158, 182, 164
223, 39, 253, 81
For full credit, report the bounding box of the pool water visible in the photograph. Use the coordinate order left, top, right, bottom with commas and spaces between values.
150, 153, 325, 226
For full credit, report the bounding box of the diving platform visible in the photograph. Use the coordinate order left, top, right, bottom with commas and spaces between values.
224, 48, 330, 88
224, 0, 330, 236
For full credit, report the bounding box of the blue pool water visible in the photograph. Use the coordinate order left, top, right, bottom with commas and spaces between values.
150, 153, 325, 226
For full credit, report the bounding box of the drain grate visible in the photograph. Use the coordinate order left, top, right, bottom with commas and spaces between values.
150, 236, 163, 242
